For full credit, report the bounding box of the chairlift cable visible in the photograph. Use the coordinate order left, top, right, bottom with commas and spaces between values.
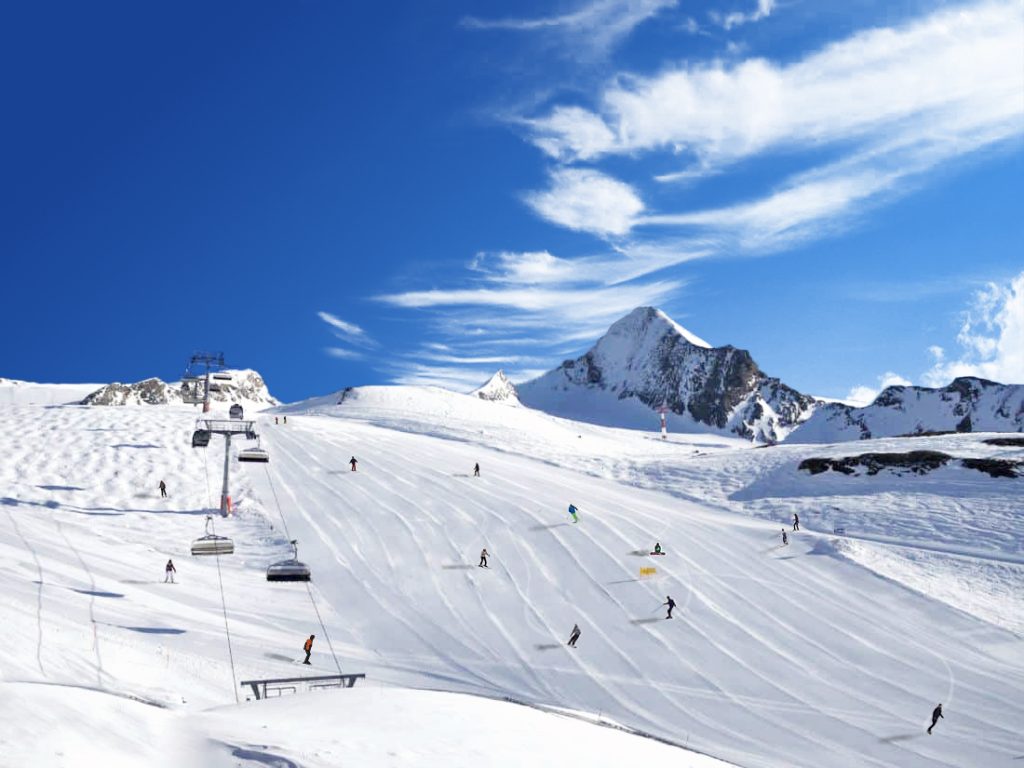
261, 462, 343, 674
201, 440, 240, 702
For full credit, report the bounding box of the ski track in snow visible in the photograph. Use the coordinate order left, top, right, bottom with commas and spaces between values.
0, 398, 1021, 767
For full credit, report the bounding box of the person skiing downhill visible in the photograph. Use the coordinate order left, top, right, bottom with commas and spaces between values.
164, 559, 176, 583
567, 623, 581, 647
479, 548, 489, 568
349, 457, 358, 472
303, 634, 315, 665
275, 416, 279, 425
568, 503, 579, 524
473, 463, 480, 477
793, 513, 800, 531
782, 529, 789, 546
927, 703, 944, 734
663, 596, 676, 619
159, 480, 167, 498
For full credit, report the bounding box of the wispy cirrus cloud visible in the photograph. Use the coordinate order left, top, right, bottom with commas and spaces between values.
527, 1, 1023, 166
923, 271, 1024, 386
461, 0, 677, 59
318, 310, 377, 361
710, 0, 776, 30
324, 346, 363, 360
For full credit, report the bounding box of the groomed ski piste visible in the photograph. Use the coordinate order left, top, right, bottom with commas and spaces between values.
0, 382, 1021, 767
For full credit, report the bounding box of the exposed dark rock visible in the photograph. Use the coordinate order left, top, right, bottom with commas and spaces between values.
983, 437, 1024, 447
798, 451, 953, 476
961, 458, 1022, 478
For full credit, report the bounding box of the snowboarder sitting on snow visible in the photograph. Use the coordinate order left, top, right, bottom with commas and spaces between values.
349, 456, 358, 472
567, 623, 581, 647
479, 548, 489, 568
793, 513, 800, 531
663, 596, 676, 619
568, 503, 579, 524
782, 529, 788, 546
164, 559, 176, 583
653, 542, 662, 555
473, 462, 480, 477
159, 480, 167, 498
303, 634, 315, 665
927, 703, 943, 734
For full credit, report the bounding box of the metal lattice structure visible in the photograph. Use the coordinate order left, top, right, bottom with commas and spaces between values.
182, 352, 227, 413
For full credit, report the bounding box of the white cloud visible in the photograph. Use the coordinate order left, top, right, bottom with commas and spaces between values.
844, 371, 913, 407
711, 0, 776, 30
317, 311, 375, 347
923, 271, 1024, 386
461, 0, 677, 58
525, 168, 645, 236
324, 347, 363, 360
528, 2, 1024, 165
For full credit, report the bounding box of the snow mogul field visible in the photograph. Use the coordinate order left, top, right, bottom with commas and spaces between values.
0, 386, 1021, 767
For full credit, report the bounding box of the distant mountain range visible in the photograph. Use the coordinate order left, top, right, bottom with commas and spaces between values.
786, 377, 1024, 443
485, 307, 1022, 444
80, 369, 277, 408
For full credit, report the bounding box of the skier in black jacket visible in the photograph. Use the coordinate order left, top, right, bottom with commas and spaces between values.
663, 596, 676, 619
927, 703, 943, 734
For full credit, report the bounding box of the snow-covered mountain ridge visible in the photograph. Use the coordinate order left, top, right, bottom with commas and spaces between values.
471, 370, 520, 404
80, 368, 277, 408
787, 376, 1024, 443
518, 307, 816, 442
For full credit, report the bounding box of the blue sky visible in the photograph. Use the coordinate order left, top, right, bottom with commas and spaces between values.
2, 0, 1022, 404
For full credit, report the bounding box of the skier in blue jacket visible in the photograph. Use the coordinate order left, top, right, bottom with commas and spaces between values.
568, 503, 579, 523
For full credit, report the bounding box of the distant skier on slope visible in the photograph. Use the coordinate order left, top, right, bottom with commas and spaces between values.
793, 513, 800, 531
283, 416, 287, 424
303, 634, 315, 665
479, 548, 489, 568
567, 623, 581, 647
349, 456, 358, 472
663, 596, 676, 619
927, 703, 944, 734
568, 503, 579, 524
652, 542, 663, 555
275, 416, 279, 425
782, 529, 788, 546
164, 559, 176, 583
159, 480, 167, 498
473, 462, 480, 477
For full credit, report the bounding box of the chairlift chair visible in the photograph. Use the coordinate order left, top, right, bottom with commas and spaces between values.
266, 540, 311, 582
238, 445, 269, 463
191, 516, 235, 556
181, 376, 205, 405
229, 404, 244, 420
212, 372, 232, 381
208, 383, 223, 393
191, 429, 211, 448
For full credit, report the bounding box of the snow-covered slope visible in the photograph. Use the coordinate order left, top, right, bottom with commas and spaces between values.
0, 378, 102, 405
787, 377, 1024, 443
2, 390, 1022, 767
518, 307, 817, 442
471, 370, 520, 404
81, 369, 277, 409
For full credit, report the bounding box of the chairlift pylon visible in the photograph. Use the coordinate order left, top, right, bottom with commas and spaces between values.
191, 515, 235, 556
266, 539, 311, 582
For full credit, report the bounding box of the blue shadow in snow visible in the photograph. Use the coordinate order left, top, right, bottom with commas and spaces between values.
72, 588, 124, 599
37, 485, 85, 492
121, 626, 186, 635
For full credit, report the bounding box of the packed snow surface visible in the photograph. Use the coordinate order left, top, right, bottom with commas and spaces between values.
1, 383, 1022, 767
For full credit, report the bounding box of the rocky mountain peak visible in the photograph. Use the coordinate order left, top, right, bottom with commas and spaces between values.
518, 307, 816, 442
471, 370, 520, 404
81, 369, 278, 408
